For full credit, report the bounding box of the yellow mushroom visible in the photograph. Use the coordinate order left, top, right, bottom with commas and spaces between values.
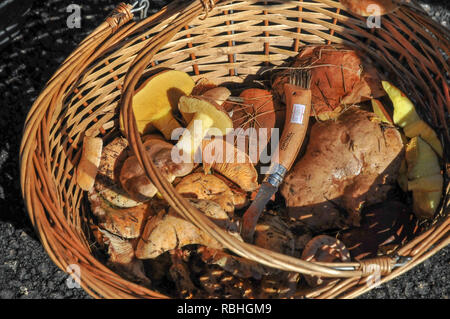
176, 94, 233, 159
125, 70, 195, 140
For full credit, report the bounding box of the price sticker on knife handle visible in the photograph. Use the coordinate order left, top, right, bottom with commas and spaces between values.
291, 104, 306, 124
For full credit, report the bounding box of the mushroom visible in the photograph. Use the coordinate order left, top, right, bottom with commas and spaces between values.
191, 78, 218, 96
135, 199, 241, 259
175, 173, 243, 214
212, 173, 249, 209
340, 0, 401, 16
405, 136, 443, 218
301, 235, 351, 287
280, 108, 404, 232
76, 136, 103, 191
226, 88, 284, 163
272, 45, 384, 121
119, 134, 194, 202
181, 86, 231, 124
202, 87, 232, 109
88, 188, 152, 239
94, 137, 143, 208
175, 90, 233, 158
124, 69, 195, 140
100, 230, 151, 286
202, 138, 259, 192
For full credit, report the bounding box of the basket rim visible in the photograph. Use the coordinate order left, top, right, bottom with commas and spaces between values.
20, 0, 450, 299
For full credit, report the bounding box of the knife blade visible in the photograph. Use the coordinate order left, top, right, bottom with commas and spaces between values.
241, 164, 286, 243
241, 182, 278, 242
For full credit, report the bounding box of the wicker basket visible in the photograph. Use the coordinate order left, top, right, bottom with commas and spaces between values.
20, 0, 449, 299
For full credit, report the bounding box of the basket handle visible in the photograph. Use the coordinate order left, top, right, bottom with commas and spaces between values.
130, 0, 150, 19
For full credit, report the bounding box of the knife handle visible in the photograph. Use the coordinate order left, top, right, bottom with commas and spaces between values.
276, 83, 312, 172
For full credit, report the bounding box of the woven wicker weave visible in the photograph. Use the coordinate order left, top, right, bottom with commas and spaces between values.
20, 0, 449, 299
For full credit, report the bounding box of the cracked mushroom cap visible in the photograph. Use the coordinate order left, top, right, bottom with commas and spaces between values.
175, 173, 242, 215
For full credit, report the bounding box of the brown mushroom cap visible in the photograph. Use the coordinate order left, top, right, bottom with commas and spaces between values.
281, 108, 404, 232
88, 188, 152, 239
230, 88, 283, 132
135, 199, 240, 259
202, 138, 259, 192
175, 173, 237, 214
272, 45, 384, 121
340, 0, 399, 16
225, 88, 284, 163
191, 78, 218, 96
120, 135, 194, 202
202, 87, 232, 108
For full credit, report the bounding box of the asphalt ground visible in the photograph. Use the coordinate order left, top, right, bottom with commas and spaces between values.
0, 0, 448, 299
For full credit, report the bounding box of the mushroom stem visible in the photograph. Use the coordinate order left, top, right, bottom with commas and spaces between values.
176, 112, 214, 157
151, 111, 182, 141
